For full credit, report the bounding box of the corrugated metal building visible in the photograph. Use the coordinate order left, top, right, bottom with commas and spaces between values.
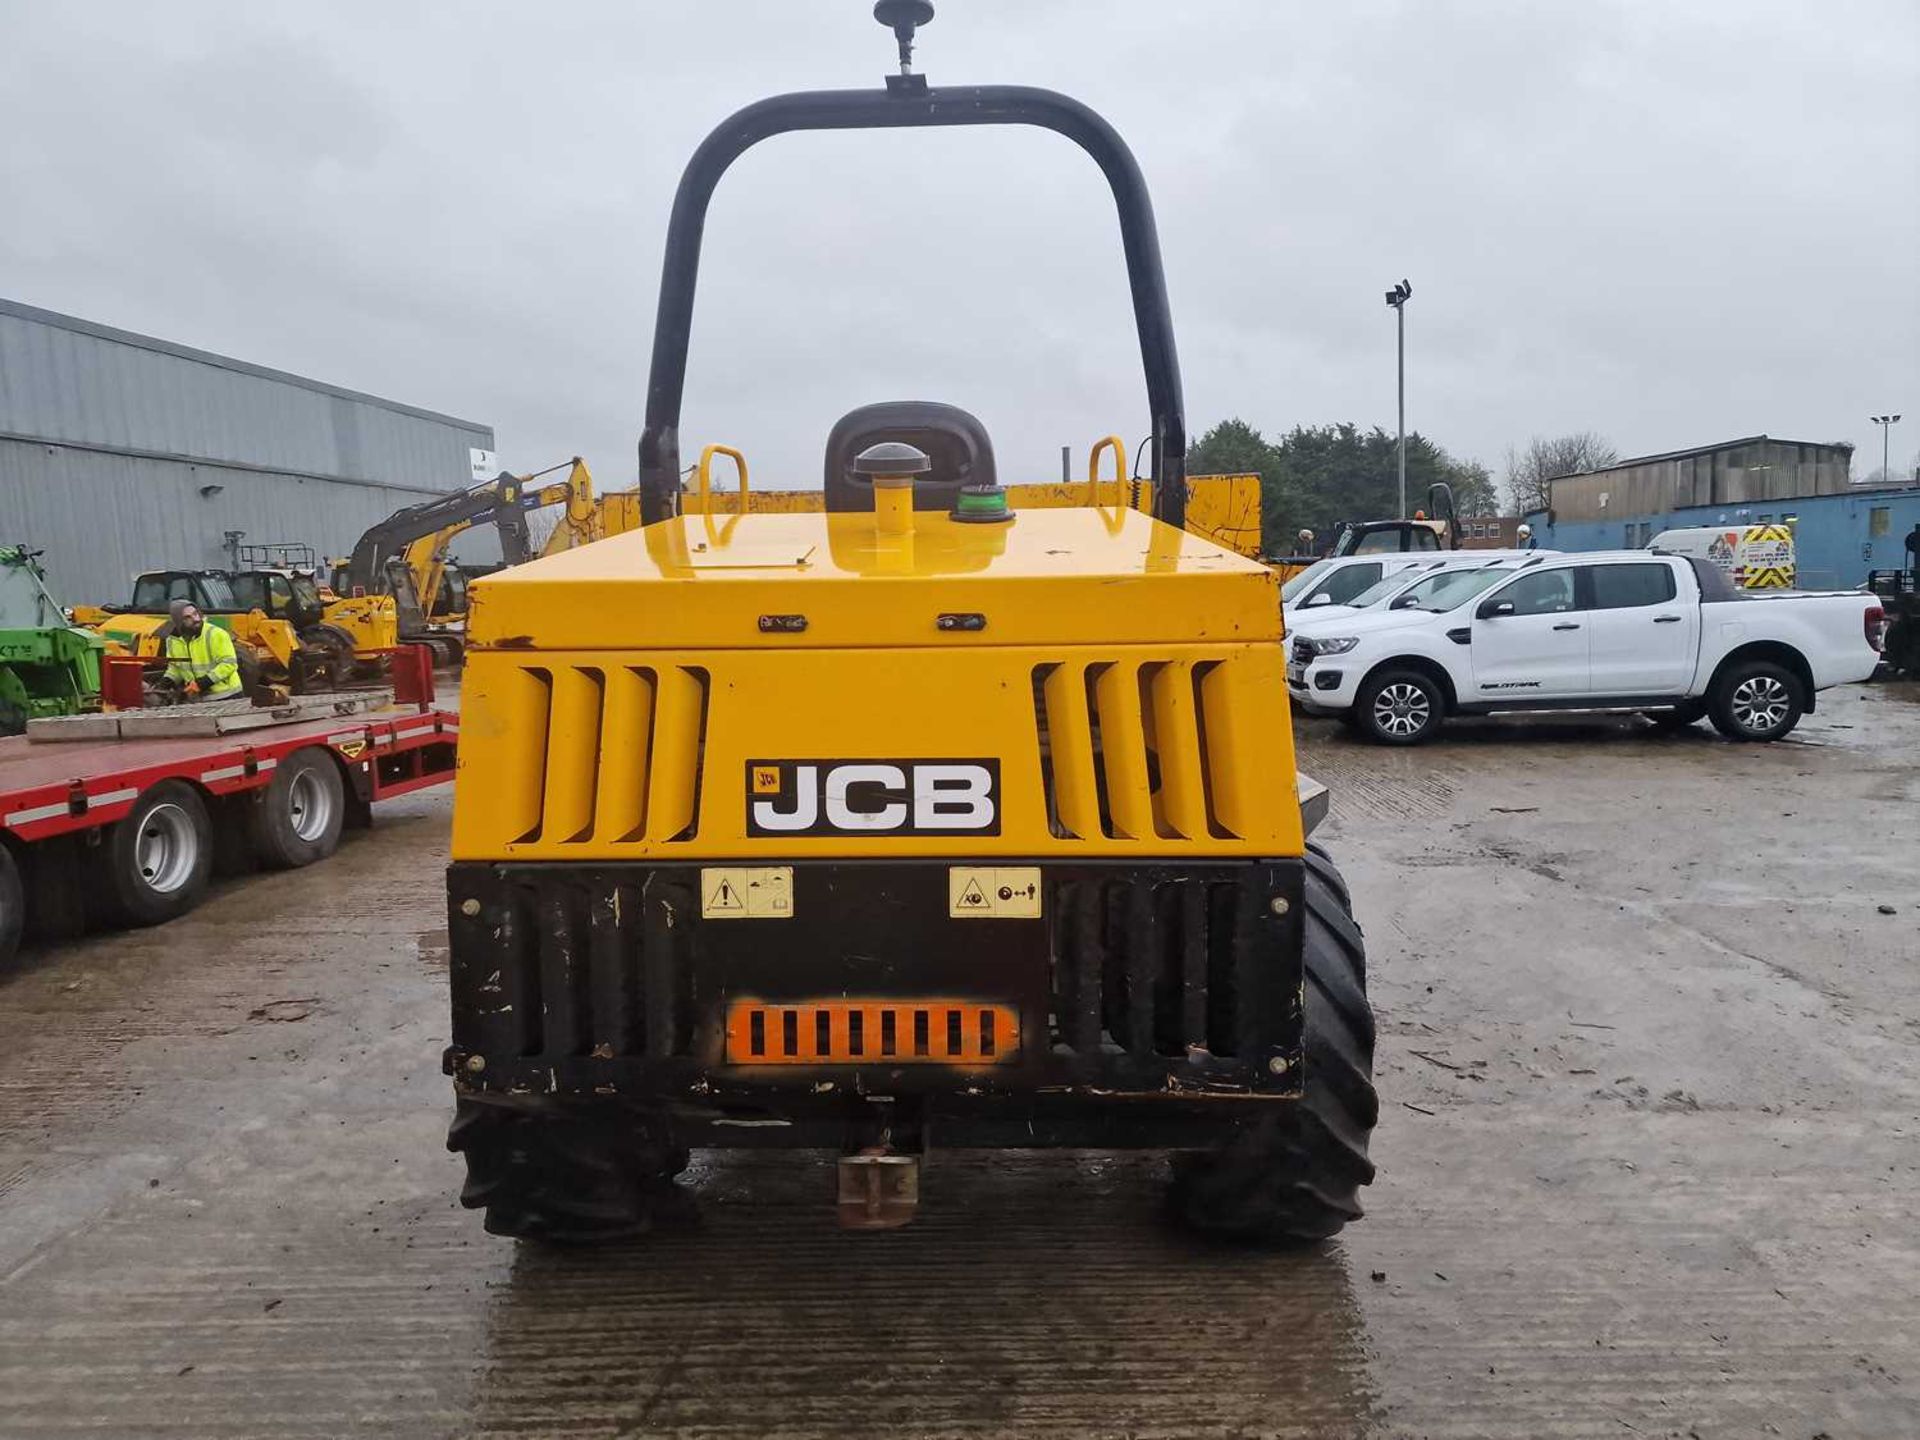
1523, 483, 1920, 590
1541, 435, 1854, 525
0, 298, 494, 604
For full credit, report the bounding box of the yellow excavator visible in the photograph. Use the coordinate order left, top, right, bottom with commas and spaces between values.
333, 458, 600, 664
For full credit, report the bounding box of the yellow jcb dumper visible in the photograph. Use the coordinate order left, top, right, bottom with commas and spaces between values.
443, 2, 1375, 1243
543, 443, 1265, 561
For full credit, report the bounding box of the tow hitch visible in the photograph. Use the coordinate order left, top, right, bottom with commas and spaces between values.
837, 1149, 920, 1229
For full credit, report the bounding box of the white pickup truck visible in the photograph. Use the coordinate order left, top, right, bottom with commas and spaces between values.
1285, 551, 1885, 744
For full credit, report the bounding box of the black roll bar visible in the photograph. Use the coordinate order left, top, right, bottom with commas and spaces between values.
636, 83, 1187, 530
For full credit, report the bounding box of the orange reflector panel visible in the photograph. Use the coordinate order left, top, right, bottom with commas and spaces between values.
725, 1000, 1020, 1065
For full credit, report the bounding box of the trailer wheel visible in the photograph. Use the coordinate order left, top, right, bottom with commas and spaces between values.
93, 780, 213, 927
1708, 659, 1803, 742
247, 747, 346, 870
1169, 842, 1377, 1243
0, 845, 23, 968
448, 1099, 672, 1244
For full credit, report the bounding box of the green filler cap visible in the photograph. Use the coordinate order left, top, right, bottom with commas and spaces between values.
951, 484, 1014, 524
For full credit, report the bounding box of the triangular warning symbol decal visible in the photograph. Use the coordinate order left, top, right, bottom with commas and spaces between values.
958, 878, 989, 908
709, 879, 745, 912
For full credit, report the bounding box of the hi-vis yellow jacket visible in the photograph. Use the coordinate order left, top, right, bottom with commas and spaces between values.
163, 624, 243, 697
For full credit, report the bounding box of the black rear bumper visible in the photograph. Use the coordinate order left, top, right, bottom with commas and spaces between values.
444, 859, 1305, 1147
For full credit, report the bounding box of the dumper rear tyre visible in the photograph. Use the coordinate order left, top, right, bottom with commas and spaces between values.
0, 844, 23, 968
449, 1099, 673, 1244
92, 780, 214, 928
1168, 842, 1376, 1243
247, 747, 345, 870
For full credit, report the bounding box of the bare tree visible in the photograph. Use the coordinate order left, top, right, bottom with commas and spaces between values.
1503, 432, 1619, 514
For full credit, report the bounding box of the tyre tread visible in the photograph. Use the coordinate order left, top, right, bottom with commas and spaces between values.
93, 780, 213, 927
448, 1099, 675, 1245
1355, 667, 1444, 746
1708, 658, 1803, 742
1171, 844, 1377, 1243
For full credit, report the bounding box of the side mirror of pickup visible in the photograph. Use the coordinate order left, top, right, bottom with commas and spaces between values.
1476, 599, 1515, 620
1390, 594, 1419, 610
1305, 592, 1333, 608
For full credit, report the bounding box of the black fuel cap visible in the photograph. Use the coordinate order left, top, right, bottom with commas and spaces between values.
852, 441, 932, 478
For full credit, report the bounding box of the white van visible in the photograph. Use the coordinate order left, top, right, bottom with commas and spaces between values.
1649, 525, 1795, 589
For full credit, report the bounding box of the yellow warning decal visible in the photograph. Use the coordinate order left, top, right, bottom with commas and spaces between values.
948, 866, 1043, 919
700, 866, 795, 920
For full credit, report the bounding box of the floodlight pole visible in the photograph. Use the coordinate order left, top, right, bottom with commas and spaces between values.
1870, 414, 1901, 484
1385, 280, 1412, 517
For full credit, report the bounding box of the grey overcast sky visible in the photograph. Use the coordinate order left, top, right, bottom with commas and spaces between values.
3, 0, 1917, 496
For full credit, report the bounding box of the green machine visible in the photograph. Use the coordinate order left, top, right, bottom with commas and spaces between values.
0, 546, 105, 735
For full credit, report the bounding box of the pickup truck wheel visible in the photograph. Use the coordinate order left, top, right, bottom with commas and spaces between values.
1168, 843, 1376, 1243
1709, 660, 1803, 742
1355, 668, 1443, 745
91, 780, 214, 927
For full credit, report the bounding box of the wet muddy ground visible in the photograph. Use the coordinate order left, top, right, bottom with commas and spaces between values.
2, 683, 1917, 1438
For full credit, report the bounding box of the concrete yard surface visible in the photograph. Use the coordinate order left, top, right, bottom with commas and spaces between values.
1, 683, 1917, 1438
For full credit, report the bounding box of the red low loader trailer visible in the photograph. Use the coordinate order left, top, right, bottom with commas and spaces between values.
0, 646, 457, 965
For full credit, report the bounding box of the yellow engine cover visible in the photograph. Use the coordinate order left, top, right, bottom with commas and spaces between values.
453, 507, 1302, 862
321, 593, 399, 654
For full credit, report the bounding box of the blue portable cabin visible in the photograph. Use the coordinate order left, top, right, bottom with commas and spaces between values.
1524, 486, 1920, 589
1521, 434, 1920, 588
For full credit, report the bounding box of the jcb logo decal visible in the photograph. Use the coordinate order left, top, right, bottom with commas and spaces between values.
746, 759, 999, 836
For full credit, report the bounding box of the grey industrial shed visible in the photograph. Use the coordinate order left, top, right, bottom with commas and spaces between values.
0, 298, 494, 605
1542, 435, 1855, 526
